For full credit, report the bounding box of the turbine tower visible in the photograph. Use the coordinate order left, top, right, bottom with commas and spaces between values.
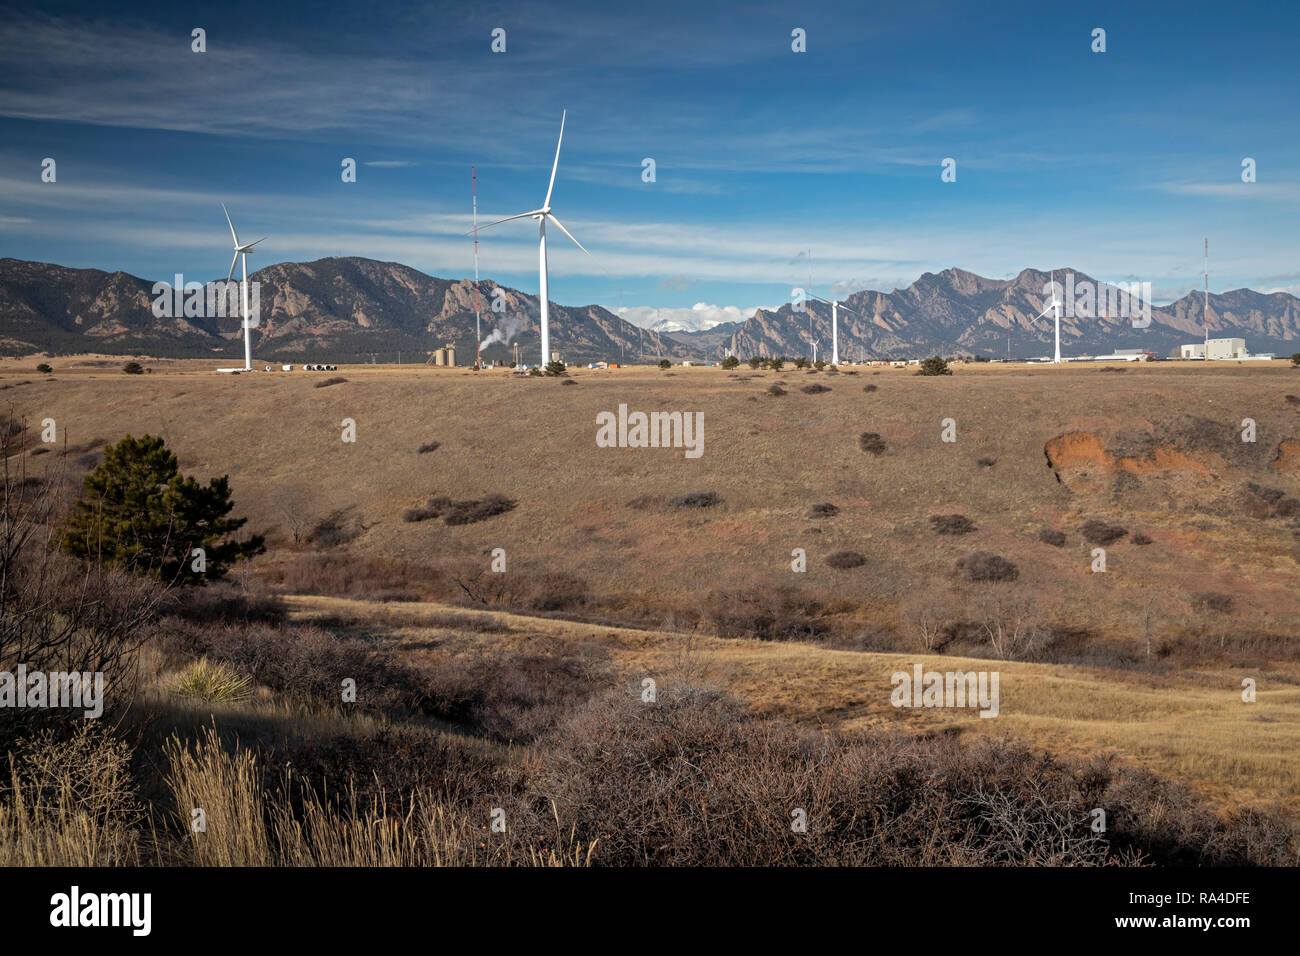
811, 294, 860, 366
1032, 271, 1064, 364
221, 203, 265, 372
475, 110, 593, 367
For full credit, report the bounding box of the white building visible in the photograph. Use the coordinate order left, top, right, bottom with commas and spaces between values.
1180, 337, 1273, 360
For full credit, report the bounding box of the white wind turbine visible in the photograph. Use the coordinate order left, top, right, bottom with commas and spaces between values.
1031, 271, 1064, 364
810, 293, 860, 366
475, 110, 593, 367
220, 203, 266, 372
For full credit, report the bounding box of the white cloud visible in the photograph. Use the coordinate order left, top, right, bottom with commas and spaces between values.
616, 302, 754, 331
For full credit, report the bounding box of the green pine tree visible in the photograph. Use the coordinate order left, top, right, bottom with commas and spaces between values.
59, 434, 264, 584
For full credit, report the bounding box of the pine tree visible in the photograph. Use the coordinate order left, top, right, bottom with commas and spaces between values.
59, 434, 264, 584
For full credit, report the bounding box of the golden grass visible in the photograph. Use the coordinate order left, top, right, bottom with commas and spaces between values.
163, 726, 593, 866
285, 593, 1300, 812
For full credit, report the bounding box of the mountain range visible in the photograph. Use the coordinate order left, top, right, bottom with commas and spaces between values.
2, 257, 1297, 363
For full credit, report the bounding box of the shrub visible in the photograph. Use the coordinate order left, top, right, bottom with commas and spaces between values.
859, 432, 886, 455
977, 456, 996, 467
1291, 353, 1300, 367
315, 376, 347, 388
808, 503, 839, 518
801, 383, 831, 394
708, 587, 831, 641
35, 363, 52, 374
863, 383, 878, 392
443, 493, 516, 525
1132, 532, 1153, 545
813, 359, 826, 371
561, 379, 577, 386
172, 657, 254, 702
669, 491, 721, 508
956, 552, 1019, 582
657, 360, 671, 370
545, 360, 567, 376
1193, 591, 1234, 614
766, 385, 787, 397
747, 357, 761, 369
1080, 518, 1128, 546
121, 362, 144, 375
309, 510, 363, 548
59, 434, 264, 583
793, 357, 809, 369
1038, 528, 1066, 547
769, 358, 785, 371
417, 441, 440, 454
930, 514, 976, 535
721, 356, 740, 369
916, 356, 951, 376
1286, 395, 1300, 406
826, 551, 866, 569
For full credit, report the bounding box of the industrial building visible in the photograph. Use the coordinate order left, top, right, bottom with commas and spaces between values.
430, 343, 457, 366
1177, 338, 1273, 361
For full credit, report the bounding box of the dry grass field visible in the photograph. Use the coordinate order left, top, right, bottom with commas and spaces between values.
3, 354, 1300, 862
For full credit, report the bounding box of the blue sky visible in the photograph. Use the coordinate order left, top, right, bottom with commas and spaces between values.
1, 0, 1297, 329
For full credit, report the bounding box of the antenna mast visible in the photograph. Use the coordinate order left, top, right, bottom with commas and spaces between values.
1203, 238, 1209, 358
473, 167, 481, 370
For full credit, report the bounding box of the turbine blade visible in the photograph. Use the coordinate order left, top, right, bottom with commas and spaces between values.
227, 251, 239, 282
240, 237, 267, 250
466, 210, 545, 236
221, 202, 239, 247
546, 213, 593, 260
544, 109, 566, 209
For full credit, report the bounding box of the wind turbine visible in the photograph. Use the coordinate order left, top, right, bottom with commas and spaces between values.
810, 294, 859, 366
1031, 271, 1064, 364
475, 110, 593, 367
221, 203, 265, 372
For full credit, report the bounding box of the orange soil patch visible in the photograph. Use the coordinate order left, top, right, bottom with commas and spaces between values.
1045, 430, 1217, 476
1275, 439, 1300, 478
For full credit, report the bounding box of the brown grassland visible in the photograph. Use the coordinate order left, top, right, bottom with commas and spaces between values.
1, 354, 1298, 865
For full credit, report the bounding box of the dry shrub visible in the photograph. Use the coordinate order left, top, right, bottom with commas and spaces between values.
669, 491, 721, 509
707, 586, 831, 641
808, 502, 839, 518
1038, 528, 1066, 547
859, 432, 886, 455
1192, 591, 1234, 614
1079, 519, 1128, 546
863, 384, 878, 392
801, 384, 831, 394
956, 552, 1019, 582
314, 377, 347, 388
534, 687, 1295, 865
0, 723, 147, 866
825, 551, 866, 569
417, 441, 441, 454
308, 510, 364, 549
766, 385, 787, 397
1131, 532, 1153, 546
931, 514, 976, 535
266, 552, 442, 602
444, 494, 516, 525
977, 456, 996, 467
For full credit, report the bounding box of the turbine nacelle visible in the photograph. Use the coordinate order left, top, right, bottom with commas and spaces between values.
469, 110, 595, 366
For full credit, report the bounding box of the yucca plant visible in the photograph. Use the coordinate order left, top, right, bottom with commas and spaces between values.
172, 658, 253, 703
